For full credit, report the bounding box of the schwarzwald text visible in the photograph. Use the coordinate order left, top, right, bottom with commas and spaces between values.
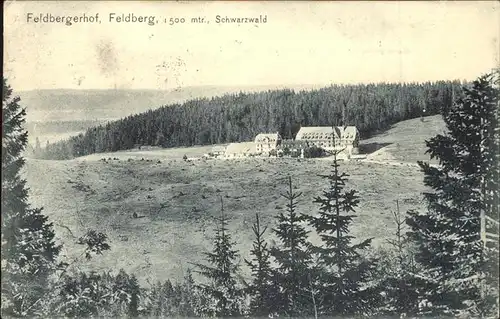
215, 15, 267, 23
27, 13, 100, 26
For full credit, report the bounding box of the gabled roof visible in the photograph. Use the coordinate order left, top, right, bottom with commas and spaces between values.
295, 126, 340, 140
295, 126, 358, 141
279, 139, 310, 148
341, 126, 359, 140
225, 142, 257, 154
255, 133, 280, 143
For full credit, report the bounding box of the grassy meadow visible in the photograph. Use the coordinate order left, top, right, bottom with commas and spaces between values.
23, 115, 444, 285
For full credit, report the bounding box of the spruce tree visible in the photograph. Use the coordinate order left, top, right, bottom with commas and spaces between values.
377, 200, 420, 317
270, 176, 313, 317
193, 197, 243, 317
126, 274, 140, 318
161, 269, 200, 317
177, 269, 198, 317
307, 150, 378, 316
244, 213, 277, 316
406, 72, 499, 317
149, 280, 171, 317
1, 78, 62, 316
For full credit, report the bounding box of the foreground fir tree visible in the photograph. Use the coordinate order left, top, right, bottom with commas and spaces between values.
376, 200, 420, 317
407, 72, 499, 317
244, 213, 278, 316
270, 176, 314, 317
193, 197, 244, 317
55, 269, 143, 317
148, 279, 175, 317
112, 270, 141, 317
1, 78, 62, 316
175, 268, 201, 317
307, 151, 379, 316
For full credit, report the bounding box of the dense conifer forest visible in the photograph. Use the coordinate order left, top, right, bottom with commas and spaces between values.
38, 81, 462, 159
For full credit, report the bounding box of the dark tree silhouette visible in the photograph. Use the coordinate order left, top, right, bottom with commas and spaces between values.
270, 176, 313, 317
192, 197, 243, 317
244, 213, 277, 316
407, 72, 499, 317
307, 148, 379, 316
1, 78, 62, 316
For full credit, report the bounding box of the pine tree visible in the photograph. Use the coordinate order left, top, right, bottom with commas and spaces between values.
148, 280, 167, 317
148, 279, 177, 317
481, 71, 500, 318
154, 131, 166, 147
193, 197, 243, 317
1, 78, 62, 316
270, 176, 313, 317
127, 274, 140, 318
406, 72, 499, 317
377, 200, 420, 317
307, 150, 378, 316
244, 213, 277, 316
177, 269, 199, 317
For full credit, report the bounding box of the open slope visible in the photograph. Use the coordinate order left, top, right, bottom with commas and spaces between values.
23, 115, 445, 284
361, 115, 446, 163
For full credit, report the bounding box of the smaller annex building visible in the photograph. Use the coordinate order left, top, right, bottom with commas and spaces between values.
254, 132, 282, 155
211, 145, 227, 157
278, 140, 310, 157
225, 142, 257, 158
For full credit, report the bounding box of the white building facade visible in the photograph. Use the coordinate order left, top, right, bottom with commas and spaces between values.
254, 132, 282, 155
295, 126, 359, 157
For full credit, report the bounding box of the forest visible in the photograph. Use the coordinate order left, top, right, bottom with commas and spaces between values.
37, 81, 463, 159
3, 74, 498, 318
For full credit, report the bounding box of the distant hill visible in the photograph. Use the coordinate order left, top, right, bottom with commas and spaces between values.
19, 85, 324, 123
20, 85, 324, 146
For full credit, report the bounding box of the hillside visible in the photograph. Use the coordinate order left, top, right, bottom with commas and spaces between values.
361, 115, 446, 163
23, 115, 444, 285
36, 81, 460, 160
20, 85, 322, 123
20, 85, 322, 146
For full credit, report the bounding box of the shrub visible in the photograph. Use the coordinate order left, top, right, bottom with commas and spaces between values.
303, 146, 325, 158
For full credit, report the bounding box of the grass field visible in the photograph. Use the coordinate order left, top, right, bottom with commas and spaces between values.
23, 115, 445, 285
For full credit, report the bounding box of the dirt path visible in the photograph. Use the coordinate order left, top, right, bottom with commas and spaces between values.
361, 158, 438, 168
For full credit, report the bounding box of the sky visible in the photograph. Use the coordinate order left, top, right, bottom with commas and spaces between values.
3, 1, 499, 91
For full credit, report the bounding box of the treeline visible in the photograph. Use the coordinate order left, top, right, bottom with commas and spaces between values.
25, 120, 102, 134
38, 81, 463, 159
3, 74, 498, 318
